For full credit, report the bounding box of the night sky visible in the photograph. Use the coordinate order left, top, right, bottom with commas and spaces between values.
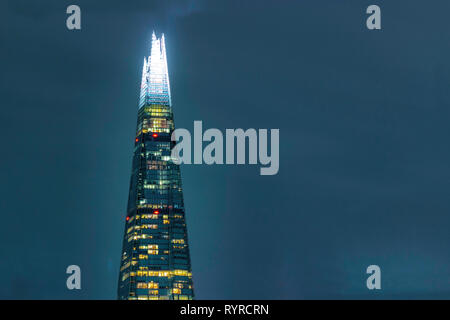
1, 0, 450, 299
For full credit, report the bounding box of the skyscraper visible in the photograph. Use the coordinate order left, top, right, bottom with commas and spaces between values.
118, 32, 194, 300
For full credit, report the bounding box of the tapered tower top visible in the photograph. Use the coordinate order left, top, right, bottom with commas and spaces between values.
139, 31, 171, 108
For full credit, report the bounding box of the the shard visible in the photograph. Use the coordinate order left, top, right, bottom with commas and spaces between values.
118, 32, 194, 300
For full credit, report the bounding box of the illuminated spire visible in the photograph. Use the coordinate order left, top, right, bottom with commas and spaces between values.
139, 57, 148, 107
139, 31, 171, 108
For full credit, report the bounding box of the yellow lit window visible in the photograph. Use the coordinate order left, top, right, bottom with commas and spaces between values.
148, 282, 159, 289
137, 282, 148, 289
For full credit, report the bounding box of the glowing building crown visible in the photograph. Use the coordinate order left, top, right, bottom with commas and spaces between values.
139, 31, 172, 108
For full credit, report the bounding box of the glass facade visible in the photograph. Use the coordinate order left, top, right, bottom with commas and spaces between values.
118, 32, 194, 300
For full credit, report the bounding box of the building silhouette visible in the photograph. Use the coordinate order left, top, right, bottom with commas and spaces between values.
118, 32, 194, 300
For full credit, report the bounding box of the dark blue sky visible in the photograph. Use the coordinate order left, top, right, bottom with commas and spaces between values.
1, 0, 449, 299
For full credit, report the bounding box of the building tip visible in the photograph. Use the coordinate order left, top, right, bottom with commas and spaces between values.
152, 30, 166, 39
